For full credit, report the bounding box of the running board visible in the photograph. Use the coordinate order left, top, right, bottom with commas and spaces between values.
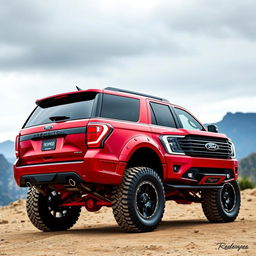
165, 184, 224, 189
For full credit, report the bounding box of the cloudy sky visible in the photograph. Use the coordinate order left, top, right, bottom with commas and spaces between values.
0, 0, 256, 142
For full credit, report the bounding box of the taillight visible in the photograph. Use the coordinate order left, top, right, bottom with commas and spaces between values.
15, 135, 20, 158
86, 123, 112, 148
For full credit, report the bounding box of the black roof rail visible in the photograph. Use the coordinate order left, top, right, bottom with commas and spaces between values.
104, 87, 169, 102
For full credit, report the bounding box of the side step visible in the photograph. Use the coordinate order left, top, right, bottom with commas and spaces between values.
165, 184, 224, 189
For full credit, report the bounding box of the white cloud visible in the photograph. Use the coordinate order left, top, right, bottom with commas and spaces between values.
0, 0, 255, 141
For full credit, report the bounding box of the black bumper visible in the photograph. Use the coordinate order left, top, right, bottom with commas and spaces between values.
20, 172, 84, 187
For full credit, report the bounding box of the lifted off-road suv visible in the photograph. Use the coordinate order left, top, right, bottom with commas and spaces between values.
14, 87, 240, 232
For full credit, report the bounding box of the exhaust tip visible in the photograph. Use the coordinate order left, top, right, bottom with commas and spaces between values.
68, 178, 76, 187
26, 181, 32, 188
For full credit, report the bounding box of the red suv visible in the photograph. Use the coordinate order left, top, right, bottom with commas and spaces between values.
14, 87, 240, 232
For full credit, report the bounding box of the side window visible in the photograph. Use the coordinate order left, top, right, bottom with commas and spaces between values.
150, 102, 176, 128
174, 108, 203, 131
101, 94, 140, 122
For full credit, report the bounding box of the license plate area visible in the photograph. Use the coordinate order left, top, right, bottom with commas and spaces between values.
42, 139, 56, 151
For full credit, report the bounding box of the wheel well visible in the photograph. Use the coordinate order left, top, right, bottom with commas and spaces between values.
126, 147, 164, 180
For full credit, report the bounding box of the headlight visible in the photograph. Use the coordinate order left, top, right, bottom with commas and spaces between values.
229, 140, 236, 159
160, 135, 185, 155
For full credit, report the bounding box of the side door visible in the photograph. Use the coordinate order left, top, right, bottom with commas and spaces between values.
147, 100, 186, 180
148, 100, 179, 133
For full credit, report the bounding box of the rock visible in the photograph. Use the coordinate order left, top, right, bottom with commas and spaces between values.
0, 220, 8, 225
249, 189, 256, 196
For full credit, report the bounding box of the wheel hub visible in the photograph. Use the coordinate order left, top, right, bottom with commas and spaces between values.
48, 193, 62, 211
221, 183, 236, 212
140, 193, 150, 203
47, 191, 70, 218
135, 181, 158, 220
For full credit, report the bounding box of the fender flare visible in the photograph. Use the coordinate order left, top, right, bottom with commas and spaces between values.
119, 135, 166, 165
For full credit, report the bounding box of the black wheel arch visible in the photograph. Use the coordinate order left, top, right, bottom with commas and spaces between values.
126, 147, 165, 181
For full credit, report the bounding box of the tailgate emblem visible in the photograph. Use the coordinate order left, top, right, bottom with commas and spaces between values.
205, 142, 219, 151
44, 125, 53, 130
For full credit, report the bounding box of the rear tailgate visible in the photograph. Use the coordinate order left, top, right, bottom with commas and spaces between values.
18, 91, 98, 166
19, 121, 89, 165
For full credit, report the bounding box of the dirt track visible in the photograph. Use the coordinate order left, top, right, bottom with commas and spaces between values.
0, 189, 255, 256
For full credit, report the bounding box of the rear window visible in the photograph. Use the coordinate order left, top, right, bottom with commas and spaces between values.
100, 94, 140, 122
24, 92, 97, 128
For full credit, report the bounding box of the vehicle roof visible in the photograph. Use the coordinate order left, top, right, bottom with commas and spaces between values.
36, 88, 170, 106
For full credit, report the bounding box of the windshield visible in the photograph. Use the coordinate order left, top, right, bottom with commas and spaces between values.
174, 107, 204, 131
24, 92, 97, 128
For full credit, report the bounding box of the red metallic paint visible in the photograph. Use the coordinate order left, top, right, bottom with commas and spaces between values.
14, 88, 238, 189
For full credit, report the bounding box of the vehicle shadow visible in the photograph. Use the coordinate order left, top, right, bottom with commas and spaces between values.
62, 219, 211, 235
159, 219, 210, 230
19, 219, 215, 238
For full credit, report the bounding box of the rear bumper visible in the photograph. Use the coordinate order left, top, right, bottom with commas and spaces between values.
14, 154, 126, 187
20, 172, 83, 187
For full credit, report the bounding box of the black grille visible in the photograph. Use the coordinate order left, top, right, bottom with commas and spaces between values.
178, 135, 232, 159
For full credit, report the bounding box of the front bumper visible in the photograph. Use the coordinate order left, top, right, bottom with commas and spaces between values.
164, 154, 238, 185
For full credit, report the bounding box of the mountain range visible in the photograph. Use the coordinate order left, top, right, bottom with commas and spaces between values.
0, 112, 255, 205
239, 153, 256, 183
0, 140, 16, 164
0, 154, 26, 205
213, 112, 256, 159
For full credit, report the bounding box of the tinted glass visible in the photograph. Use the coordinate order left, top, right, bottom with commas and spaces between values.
150, 102, 176, 128
174, 108, 203, 131
101, 94, 140, 122
24, 92, 97, 128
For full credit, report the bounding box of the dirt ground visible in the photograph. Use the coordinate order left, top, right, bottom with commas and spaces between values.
0, 189, 255, 256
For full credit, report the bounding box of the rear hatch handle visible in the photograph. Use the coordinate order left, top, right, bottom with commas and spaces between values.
49, 115, 70, 121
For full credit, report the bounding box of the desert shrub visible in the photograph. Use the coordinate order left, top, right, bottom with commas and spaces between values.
238, 176, 256, 190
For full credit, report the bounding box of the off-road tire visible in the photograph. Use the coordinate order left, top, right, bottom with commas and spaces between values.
112, 167, 165, 233
201, 181, 240, 222
26, 187, 81, 232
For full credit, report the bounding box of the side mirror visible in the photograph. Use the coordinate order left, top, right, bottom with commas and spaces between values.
207, 125, 218, 133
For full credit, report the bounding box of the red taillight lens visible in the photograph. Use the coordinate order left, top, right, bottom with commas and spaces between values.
87, 123, 112, 148
15, 135, 20, 158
